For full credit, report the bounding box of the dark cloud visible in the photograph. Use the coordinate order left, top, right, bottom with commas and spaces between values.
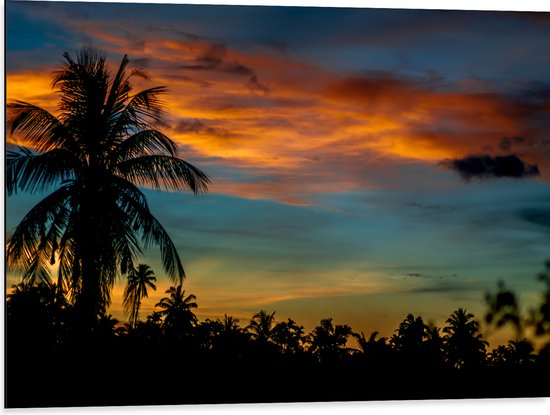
175, 119, 230, 137
516, 81, 550, 105
405, 273, 428, 278
179, 43, 269, 93
163, 73, 213, 88
131, 57, 151, 68
248, 75, 270, 94
259, 38, 289, 54
182, 43, 225, 70
405, 202, 456, 213
169, 28, 211, 42
404, 273, 458, 280
441, 154, 540, 180
402, 277, 479, 296
405, 283, 464, 294
499, 136, 531, 152
326, 73, 422, 105
519, 208, 550, 229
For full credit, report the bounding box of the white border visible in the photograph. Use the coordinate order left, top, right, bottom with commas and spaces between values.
9, 0, 550, 12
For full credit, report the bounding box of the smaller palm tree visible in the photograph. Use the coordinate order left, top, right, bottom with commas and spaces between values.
155, 284, 198, 337
222, 315, 241, 333
271, 318, 306, 354
505, 338, 536, 367
390, 314, 427, 355
123, 264, 157, 328
354, 331, 389, 355
247, 310, 276, 343
308, 318, 354, 361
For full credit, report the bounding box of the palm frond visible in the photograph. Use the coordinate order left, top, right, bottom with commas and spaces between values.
52, 48, 109, 111
111, 130, 178, 164
7, 101, 73, 153
103, 54, 131, 120
112, 177, 185, 281
7, 185, 72, 269
6, 147, 79, 195
116, 154, 210, 193
22, 249, 53, 287
110, 86, 168, 136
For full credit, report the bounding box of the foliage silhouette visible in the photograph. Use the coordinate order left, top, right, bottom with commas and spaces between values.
123, 263, 157, 327
247, 310, 276, 343
443, 308, 488, 369
6, 48, 210, 330
155, 284, 198, 341
485, 261, 550, 339
271, 318, 307, 354
308, 318, 354, 362
485, 280, 521, 334
490, 339, 536, 368
6, 282, 550, 407
390, 313, 428, 355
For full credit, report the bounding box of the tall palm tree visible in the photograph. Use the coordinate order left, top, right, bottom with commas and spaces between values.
123, 263, 157, 328
6, 48, 210, 328
155, 284, 198, 336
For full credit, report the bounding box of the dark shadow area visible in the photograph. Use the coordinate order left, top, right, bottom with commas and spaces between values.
5, 279, 550, 408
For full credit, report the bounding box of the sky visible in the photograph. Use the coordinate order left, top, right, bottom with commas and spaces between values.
5, 0, 550, 346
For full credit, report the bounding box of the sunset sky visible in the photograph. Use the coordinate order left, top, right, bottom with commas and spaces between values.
6, 0, 550, 344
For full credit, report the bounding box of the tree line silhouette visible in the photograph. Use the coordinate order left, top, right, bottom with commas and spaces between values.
5, 48, 550, 407
5, 261, 550, 407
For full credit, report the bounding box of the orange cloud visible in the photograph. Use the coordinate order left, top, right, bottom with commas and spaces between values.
7, 28, 550, 204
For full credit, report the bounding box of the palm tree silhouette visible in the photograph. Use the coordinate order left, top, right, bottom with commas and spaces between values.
443, 308, 488, 369
308, 318, 353, 362
353, 330, 390, 356
272, 318, 306, 354
197, 315, 250, 355
155, 284, 198, 337
222, 314, 242, 333
391, 314, 428, 355
6, 48, 210, 329
424, 323, 445, 366
123, 263, 157, 328
247, 310, 276, 343
504, 339, 536, 367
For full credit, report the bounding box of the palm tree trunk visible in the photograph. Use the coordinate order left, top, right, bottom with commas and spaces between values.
74, 186, 103, 335
133, 297, 141, 328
